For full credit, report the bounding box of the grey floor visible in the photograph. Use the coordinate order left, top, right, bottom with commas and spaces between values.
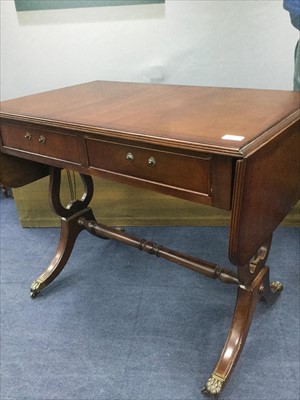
0, 195, 299, 400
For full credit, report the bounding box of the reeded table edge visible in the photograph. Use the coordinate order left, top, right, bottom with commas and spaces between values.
0, 109, 299, 158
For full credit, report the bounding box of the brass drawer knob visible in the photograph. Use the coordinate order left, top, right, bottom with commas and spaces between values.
148, 156, 156, 167
25, 132, 32, 140
126, 152, 134, 162
39, 135, 46, 144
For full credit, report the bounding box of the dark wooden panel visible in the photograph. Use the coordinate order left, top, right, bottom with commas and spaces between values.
0, 152, 49, 188
211, 155, 233, 210
229, 120, 300, 266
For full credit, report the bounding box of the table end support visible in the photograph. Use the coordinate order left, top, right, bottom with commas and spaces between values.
30, 168, 96, 298
201, 265, 283, 397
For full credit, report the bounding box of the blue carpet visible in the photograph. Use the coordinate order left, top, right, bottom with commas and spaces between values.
0, 196, 299, 400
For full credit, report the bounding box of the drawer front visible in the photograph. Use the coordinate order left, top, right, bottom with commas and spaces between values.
86, 138, 211, 196
1, 124, 81, 164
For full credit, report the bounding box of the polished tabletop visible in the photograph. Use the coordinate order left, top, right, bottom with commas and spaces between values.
1, 81, 299, 156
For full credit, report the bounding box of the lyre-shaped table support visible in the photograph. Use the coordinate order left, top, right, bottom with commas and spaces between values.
30, 167, 283, 397
30, 168, 95, 297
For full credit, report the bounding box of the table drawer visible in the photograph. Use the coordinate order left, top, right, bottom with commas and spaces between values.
86, 138, 212, 196
1, 124, 81, 164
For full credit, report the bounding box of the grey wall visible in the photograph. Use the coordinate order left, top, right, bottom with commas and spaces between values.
1, 0, 298, 100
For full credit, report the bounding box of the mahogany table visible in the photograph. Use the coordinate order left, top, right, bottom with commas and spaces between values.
0, 81, 299, 397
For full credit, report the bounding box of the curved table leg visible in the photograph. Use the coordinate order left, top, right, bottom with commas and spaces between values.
201, 266, 283, 397
30, 168, 97, 297
30, 208, 96, 298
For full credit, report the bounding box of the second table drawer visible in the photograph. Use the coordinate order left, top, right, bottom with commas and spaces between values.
86, 138, 212, 196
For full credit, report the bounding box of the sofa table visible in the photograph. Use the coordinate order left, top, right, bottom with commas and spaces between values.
0, 81, 299, 397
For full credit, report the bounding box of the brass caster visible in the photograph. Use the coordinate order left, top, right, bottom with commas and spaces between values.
30, 290, 39, 299
30, 279, 45, 299
271, 280, 283, 293
201, 374, 224, 397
